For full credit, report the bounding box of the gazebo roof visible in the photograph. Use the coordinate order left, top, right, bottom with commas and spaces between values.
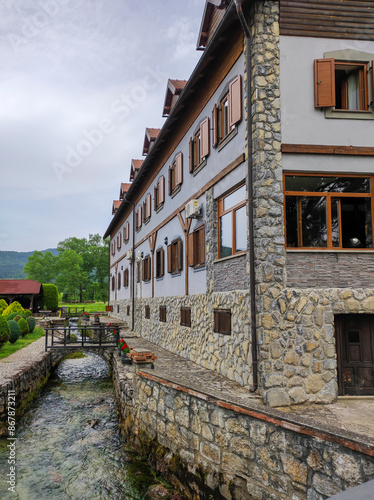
0, 280, 43, 295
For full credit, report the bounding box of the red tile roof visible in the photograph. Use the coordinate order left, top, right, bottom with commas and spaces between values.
0, 280, 42, 295
130, 159, 143, 181
119, 182, 131, 200
142, 128, 161, 155
163, 79, 188, 116
112, 200, 121, 214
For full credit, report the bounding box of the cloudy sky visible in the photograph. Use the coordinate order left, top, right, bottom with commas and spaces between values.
0, 0, 204, 252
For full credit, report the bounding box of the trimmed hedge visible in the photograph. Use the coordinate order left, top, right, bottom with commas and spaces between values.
24, 310, 33, 318
7, 320, 20, 344
26, 316, 36, 333
0, 316, 10, 348
42, 284, 58, 312
18, 318, 29, 337
0, 299, 8, 315
2, 301, 25, 318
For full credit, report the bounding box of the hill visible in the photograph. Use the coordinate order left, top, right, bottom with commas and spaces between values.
0, 249, 58, 279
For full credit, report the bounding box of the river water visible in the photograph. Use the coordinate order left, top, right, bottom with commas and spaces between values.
0, 353, 154, 500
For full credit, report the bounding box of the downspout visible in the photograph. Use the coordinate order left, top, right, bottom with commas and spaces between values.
235, 0, 258, 393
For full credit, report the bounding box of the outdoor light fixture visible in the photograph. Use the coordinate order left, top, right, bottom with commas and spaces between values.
164, 237, 168, 245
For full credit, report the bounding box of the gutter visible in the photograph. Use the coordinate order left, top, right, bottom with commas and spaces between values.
234, 0, 258, 393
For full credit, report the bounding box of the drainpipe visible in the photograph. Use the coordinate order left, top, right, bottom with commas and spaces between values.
235, 0, 258, 393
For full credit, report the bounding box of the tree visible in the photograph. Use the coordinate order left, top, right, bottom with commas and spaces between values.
56, 250, 87, 302
24, 251, 56, 283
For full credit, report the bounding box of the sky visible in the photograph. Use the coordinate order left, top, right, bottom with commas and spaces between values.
0, 0, 204, 252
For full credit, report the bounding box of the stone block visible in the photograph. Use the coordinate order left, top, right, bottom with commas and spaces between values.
331, 451, 361, 483
266, 388, 291, 407
200, 441, 220, 464
281, 453, 307, 485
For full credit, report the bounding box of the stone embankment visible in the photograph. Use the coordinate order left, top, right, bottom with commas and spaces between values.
113, 334, 374, 500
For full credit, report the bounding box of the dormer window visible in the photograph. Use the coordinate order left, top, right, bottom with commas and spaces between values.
142, 128, 161, 156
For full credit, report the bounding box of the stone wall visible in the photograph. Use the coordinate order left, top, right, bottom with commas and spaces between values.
112, 358, 374, 500
286, 252, 374, 288
0, 351, 52, 435
213, 254, 249, 292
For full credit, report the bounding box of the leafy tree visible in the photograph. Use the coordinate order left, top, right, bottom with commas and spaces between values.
24, 250, 56, 283
56, 250, 87, 302
42, 284, 59, 311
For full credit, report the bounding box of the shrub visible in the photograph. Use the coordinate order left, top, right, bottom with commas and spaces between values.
26, 316, 36, 333
24, 310, 33, 318
6, 313, 19, 321
7, 320, 20, 344
13, 314, 24, 322
0, 316, 10, 348
42, 284, 59, 312
0, 299, 8, 315
2, 301, 25, 318
18, 318, 29, 337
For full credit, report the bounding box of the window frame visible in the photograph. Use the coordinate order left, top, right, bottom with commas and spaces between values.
189, 118, 210, 173
213, 309, 231, 335
142, 255, 151, 282
123, 222, 130, 243
217, 183, 247, 259
123, 268, 129, 288
284, 172, 374, 250
159, 305, 167, 322
117, 272, 121, 289
155, 247, 165, 278
180, 307, 192, 327
213, 75, 242, 148
145, 305, 150, 319
167, 238, 183, 275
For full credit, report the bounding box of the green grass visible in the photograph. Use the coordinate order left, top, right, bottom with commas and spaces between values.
0, 327, 45, 360
59, 301, 107, 313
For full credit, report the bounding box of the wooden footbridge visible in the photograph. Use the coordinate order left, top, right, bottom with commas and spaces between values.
45, 322, 120, 352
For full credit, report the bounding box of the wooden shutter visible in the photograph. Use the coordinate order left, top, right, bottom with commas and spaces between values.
189, 137, 194, 172
160, 248, 164, 276
154, 186, 157, 210
199, 225, 206, 265
372, 61, 374, 105
175, 153, 183, 186
229, 75, 242, 127
314, 59, 335, 108
168, 166, 172, 195
167, 244, 172, 273
159, 176, 165, 204
188, 232, 194, 267
176, 239, 183, 271
137, 205, 143, 228
200, 118, 210, 159
212, 104, 218, 148
146, 194, 151, 219
126, 222, 129, 241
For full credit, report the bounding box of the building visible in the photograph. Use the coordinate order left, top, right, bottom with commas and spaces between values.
104, 0, 374, 407
0, 280, 43, 312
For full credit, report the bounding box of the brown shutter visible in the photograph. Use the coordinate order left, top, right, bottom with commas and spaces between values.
159, 176, 165, 204
177, 239, 183, 271
200, 117, 210, 159
314, 58, 335, 108
154, 186, 157, 210
199, 225, 206, 265
189, 137, 194, 172
160, 248, 164, 276
168, 166, 172, 195
146, 194, 151, 219
167, 244, 172, 273
212, 104, 218, 148
229, 75, 242, 127
176, 153, 183, 186
188, 232, 194, 267
372, 61, 374, 105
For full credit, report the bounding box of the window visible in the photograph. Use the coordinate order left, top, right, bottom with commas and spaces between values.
314, 58, 371, 111
169, 153, 183, 195
159, 305, 167, 322
214, 309, 231, 335
284, 174, 374, 249
127, 305, 130, 316
181, 307, 191, 327
111, 275, 115, 291
212, 75, 242, 147
154, 176, 165, 211
117, 234, 122, 250
142, 255, 151, 282
136, 205, 143, 230
217, 184, 247, 258
156, 247, 165, 278
123, 222, 130, 243
188, 224, 206, 268
123, 268, 129, 287
189, 118, 209, 172
167, 238, 183, 274
145, 305, 150, 319
117, 272, 121, 289
111, 241, 115, 256
143, 194, 152, 222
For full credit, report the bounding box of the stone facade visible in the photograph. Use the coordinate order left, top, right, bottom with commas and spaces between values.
112, 358, 374, 500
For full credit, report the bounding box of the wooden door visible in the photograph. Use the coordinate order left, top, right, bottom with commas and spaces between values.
335, 315, 374, 395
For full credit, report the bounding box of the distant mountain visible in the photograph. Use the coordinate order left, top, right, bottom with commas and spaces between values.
0, 249, 58, 279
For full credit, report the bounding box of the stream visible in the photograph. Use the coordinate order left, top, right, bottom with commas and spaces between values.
0, 352, 155, 499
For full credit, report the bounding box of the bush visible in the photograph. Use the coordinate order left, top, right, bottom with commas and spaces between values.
42, 284, 59, 312
0, 316, 10, 348
0, 299, 8, 315
2, 301, 25, 318
6, 313, 19, 321
13, 314, 25, 322
7, 320, 20, 344
24, 310, 33, 318
26, 316, 36, 333
18, 318, 29, 337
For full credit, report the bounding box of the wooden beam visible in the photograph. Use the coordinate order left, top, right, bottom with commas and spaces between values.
282, 144, 374, 156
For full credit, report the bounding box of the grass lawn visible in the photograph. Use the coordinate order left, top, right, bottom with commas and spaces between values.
59, 301, 107, 313
0, 327, 45, 360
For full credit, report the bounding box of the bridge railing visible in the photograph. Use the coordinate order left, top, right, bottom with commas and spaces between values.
45, 324, 120, 351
